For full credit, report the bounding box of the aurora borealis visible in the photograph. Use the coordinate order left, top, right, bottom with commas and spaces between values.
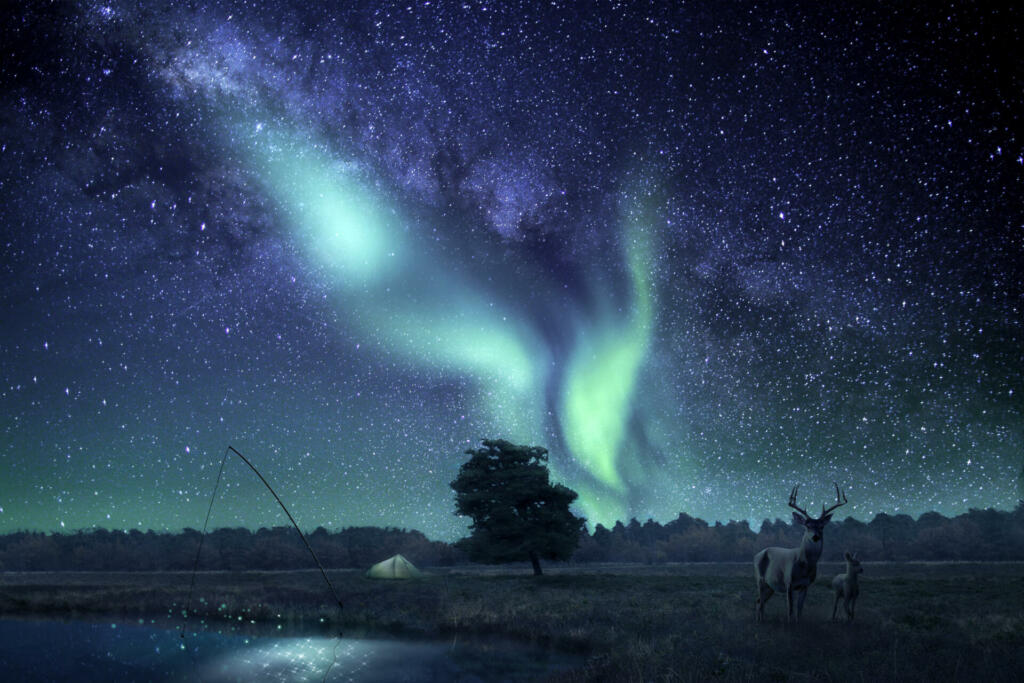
1, 1, 1021, 540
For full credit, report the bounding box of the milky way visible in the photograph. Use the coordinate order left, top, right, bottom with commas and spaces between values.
1, 1, 1021, 539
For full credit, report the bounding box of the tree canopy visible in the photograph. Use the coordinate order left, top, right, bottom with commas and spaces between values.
451, 439, 585, 575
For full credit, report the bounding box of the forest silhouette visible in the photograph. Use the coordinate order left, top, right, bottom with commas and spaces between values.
3, 504, 1023, 571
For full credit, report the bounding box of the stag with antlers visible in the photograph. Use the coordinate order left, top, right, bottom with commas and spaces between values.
754, 483, 847, 622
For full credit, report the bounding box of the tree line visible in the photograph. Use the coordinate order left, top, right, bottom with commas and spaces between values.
1, 504, 1023, 571
574, 503, 1024, 563
0, 526, 455, 571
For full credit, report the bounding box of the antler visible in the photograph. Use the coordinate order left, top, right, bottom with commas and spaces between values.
822, 482, 848, 516
787, 484, 811, 518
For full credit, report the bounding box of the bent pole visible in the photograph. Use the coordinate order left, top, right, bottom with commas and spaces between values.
181, 445, 344, 639
226, 446, 344, 610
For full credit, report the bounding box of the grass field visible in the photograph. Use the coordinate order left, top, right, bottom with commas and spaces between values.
2, 562, 1023, 681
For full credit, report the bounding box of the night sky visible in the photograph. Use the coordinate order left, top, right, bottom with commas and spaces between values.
2, 1, 1021, 540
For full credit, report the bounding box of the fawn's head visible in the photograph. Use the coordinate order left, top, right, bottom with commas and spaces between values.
844, 550, 863, 574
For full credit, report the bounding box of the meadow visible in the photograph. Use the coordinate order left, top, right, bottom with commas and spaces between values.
2, 562, 1023, 681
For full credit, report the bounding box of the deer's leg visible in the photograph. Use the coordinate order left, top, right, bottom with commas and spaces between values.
794, 587, 808, 622
754, 552, 772, 622
832, 591, 840, 621
756, 581, 773, 622
786, 586, 795, 622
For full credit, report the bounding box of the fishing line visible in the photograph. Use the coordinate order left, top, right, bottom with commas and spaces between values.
322, 637, 343, 683
180, 445, 230, 638
179, 445, 345, 680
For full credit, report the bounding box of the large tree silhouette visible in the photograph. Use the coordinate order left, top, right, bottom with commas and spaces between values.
451, 439, 585, 575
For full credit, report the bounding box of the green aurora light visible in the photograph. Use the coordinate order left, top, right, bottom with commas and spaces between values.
238, 118, 550, 445
233, 116, 663, 526
559, 206, 656, 523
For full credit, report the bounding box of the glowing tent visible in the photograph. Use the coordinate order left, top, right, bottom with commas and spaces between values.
365, 554, 423, 579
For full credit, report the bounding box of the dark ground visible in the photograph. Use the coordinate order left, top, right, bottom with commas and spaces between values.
2, 562, 1022, 681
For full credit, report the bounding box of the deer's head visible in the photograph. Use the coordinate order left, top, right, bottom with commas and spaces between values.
789, 483, 847, 543
844, 550, 863, 574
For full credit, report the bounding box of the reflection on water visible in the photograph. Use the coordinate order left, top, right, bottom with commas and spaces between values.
0, 618, 580, 682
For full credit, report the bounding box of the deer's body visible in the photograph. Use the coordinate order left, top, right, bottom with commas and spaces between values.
754, 538, 822, 621
831, 551, 863, 621
755, 483, 846, 623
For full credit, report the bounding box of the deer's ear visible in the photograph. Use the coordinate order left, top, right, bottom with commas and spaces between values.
792, 511, 806, 525
844, 551, 852, 561
821, 512, 834, 524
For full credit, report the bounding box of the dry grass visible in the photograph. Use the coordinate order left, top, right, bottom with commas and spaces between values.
2, 562, 1023, 681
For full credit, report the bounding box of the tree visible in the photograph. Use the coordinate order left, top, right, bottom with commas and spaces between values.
450, 439, 585, 575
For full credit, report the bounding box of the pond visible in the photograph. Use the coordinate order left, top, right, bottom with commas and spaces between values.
0, 617, 582, 682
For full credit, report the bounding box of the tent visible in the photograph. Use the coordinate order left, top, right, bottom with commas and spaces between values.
365, 554, 423, 579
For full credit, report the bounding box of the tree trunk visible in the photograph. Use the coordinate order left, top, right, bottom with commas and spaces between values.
529, 551, 543, 576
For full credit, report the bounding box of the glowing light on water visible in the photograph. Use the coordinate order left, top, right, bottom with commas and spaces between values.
202, 636, 369, 682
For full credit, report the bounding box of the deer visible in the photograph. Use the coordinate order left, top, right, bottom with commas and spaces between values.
831, 551, 863, 621
754, 483, 847, 622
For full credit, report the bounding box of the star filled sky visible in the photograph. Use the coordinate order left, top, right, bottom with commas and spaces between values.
1, 1, 1021, 540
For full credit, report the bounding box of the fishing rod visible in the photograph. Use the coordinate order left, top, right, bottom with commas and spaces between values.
180, 445, 343, 640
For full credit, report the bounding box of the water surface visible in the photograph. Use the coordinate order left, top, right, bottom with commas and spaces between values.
0, 617, 580, 682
